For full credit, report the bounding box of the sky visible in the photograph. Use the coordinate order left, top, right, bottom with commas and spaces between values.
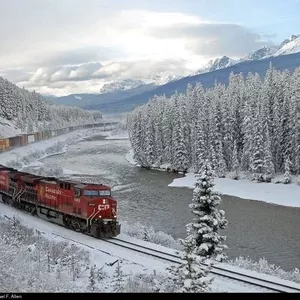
0, 0, 299, 96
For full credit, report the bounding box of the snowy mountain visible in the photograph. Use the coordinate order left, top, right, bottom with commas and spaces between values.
240, 46, 278, 62
274, 35, 300, 56
100, 79, 146, 94
192, 56, 237, 76
98, 73, 182, 95
148, 73, 183, 85
192, 34, 300, 76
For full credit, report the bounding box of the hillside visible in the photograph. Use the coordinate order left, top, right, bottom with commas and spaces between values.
53, 36, 300, 115
53, 83, 157, 111
0, 77, 102, 138
85, 51, 300, 114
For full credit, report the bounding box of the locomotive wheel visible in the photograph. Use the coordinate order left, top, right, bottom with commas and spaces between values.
25, 205, 36, 215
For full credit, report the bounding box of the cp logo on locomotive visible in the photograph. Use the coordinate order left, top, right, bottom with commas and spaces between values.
98, 204, 110, 211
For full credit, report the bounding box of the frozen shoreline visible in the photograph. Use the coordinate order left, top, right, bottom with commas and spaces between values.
125, 150, 300, 208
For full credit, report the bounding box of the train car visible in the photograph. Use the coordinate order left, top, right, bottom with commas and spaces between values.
0, 165, 16, 196
0, 165, 120, 238
27, 133, 36, 144
20, 134, 28, 146
43, 130, 52, 139
9, 135, 22, 148
0, 138, 10, 151
36, 178, 120, 237
34, 132, 41, 142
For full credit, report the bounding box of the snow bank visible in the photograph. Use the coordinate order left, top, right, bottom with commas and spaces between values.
105, 130, 129, 140
168, 173, 300, 208
125, 149, 139, 166
125, 149, 300, 208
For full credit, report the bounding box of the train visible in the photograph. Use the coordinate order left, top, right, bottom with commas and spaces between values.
0, 121, 121, 238
0, 122, 118, 151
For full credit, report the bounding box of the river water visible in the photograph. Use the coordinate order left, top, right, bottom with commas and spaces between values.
40, 134, 300, 271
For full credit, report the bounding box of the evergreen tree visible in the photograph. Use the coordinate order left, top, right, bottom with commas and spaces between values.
283, 156, 291, 184
193, 121, 206, 172
112, 261, 126, 293
172, 96, 189, 172
263, 124, 275, 182
88, 265, 97, 292
250, 103, 264, 182
168, 160, 227, 293
127, 65, 300, 182
144, 106, 156, 167
232, 140, 239, 179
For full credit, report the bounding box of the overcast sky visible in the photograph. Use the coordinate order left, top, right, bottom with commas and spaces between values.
0, 0, 299, 96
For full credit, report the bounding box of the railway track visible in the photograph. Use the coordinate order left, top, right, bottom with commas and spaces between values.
2, 213, 300, 293
101, 237, 300, 293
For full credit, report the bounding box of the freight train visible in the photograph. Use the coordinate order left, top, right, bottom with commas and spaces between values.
0, 122, 118, 151
0, 165, 121, 237
0, 121, 121, 237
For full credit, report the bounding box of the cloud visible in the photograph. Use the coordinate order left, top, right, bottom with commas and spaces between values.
37, 47, 123, 68
92, 59, 188, 80
21, 58, 187, 88
27, 62, 103, 85
0, 4, 277, 96
147, 23, 274, 57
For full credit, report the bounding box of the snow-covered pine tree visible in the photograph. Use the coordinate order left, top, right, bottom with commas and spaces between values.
232, 140, 239, 180
88, 264, 97, 291
263, 124, 275, 182
143, 227, 150, 242
241, 100, 253, 171
216, 140, 227, 178
283, 156, 291, 184
168, 160, 227, 293
112, 261, 126, 293
127, 65, 300, 182
250, 103, 264, 182
143, 105, 156, 168
167, 227, 212, 293
190, 160, 228, 260
161, 97, 174, 165
172, 95, 189, 172
193, 120, 206, 173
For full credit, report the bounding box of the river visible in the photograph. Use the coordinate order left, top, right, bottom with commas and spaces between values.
39, 134, 300, 271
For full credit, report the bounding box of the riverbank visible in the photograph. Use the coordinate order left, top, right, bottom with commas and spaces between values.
125, 150, 300, 208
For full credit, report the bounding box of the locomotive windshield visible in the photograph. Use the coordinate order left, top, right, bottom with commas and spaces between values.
83, 190, 111, 196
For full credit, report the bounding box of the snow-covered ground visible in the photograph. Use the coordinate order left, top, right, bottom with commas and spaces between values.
1, 128, 300, 292
2, 202, 299, 293
105, 133, 129, 140
169, 173, 300, 208
125, 151, 300, 208
0, 116, 22, 138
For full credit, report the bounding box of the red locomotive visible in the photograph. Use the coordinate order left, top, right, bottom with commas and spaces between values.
0, 164, 120, 238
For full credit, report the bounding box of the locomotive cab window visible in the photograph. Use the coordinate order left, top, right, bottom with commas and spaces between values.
99, 190, 111, 196
84, 190, 99, 196
75, 188, 81, 197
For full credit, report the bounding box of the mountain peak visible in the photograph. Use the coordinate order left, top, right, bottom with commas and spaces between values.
191, 34, 300, 77
275, 34, 300, 56
192, 56, 236, 76
279, 34, 300, 48
100, 79, 145, 94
